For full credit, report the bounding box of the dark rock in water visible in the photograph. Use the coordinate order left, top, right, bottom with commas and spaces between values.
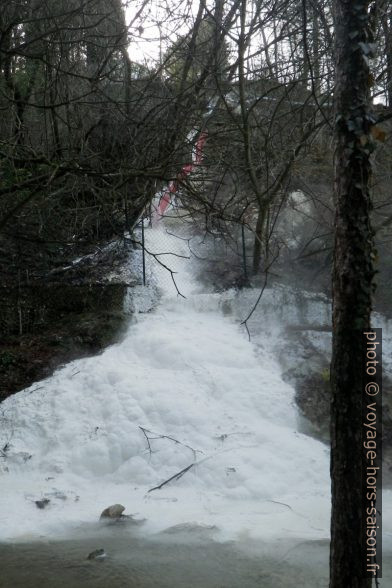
100, 504, 125, 520
35, 499, 50, 509
87, 549, 106, 561
99, 504, 144, 525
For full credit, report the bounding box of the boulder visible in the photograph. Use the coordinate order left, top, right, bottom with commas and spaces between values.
100, 504, 125, 520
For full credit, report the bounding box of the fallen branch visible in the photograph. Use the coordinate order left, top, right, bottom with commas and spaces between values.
285, 324, 332, 333
147, 462, 195, 493
147, 443, 255, 493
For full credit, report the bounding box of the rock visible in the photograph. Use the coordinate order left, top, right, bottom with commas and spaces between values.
87, 548, 106, 561
35, 499, 50, 509
100, 504, 125, 520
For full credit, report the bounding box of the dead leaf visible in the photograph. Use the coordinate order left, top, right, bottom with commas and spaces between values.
371, 126, 387, 142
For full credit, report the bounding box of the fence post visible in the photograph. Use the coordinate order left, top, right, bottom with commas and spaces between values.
141, 218, 146, 286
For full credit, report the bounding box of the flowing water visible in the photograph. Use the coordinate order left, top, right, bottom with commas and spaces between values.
1, 219, 391, 586
0, 525, 331, 588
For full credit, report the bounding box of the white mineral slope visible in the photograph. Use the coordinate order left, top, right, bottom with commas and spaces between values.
0, 225, 376, 548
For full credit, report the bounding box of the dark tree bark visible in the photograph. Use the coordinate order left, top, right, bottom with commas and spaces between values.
330, 1, 376, 587
381, 9, 392, 107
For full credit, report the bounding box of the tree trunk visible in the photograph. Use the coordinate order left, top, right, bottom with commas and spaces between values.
381, 11, 392, 107
330, 1, 376, 587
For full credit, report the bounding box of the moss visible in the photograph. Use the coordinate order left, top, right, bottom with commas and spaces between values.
321, 367, 330, 382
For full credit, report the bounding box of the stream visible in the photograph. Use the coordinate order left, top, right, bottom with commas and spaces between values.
0, 524, 332, 588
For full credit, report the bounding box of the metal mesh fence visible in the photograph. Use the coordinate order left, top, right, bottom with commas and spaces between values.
132, 206, 253, 295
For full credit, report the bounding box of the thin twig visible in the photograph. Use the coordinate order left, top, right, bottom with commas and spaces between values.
28, 386, 45, 394
139, 426, 154, 457
139, 426, 203, 460
241, 250, 279, 340
126, 237, 187, 298
267, 499, 293, 511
